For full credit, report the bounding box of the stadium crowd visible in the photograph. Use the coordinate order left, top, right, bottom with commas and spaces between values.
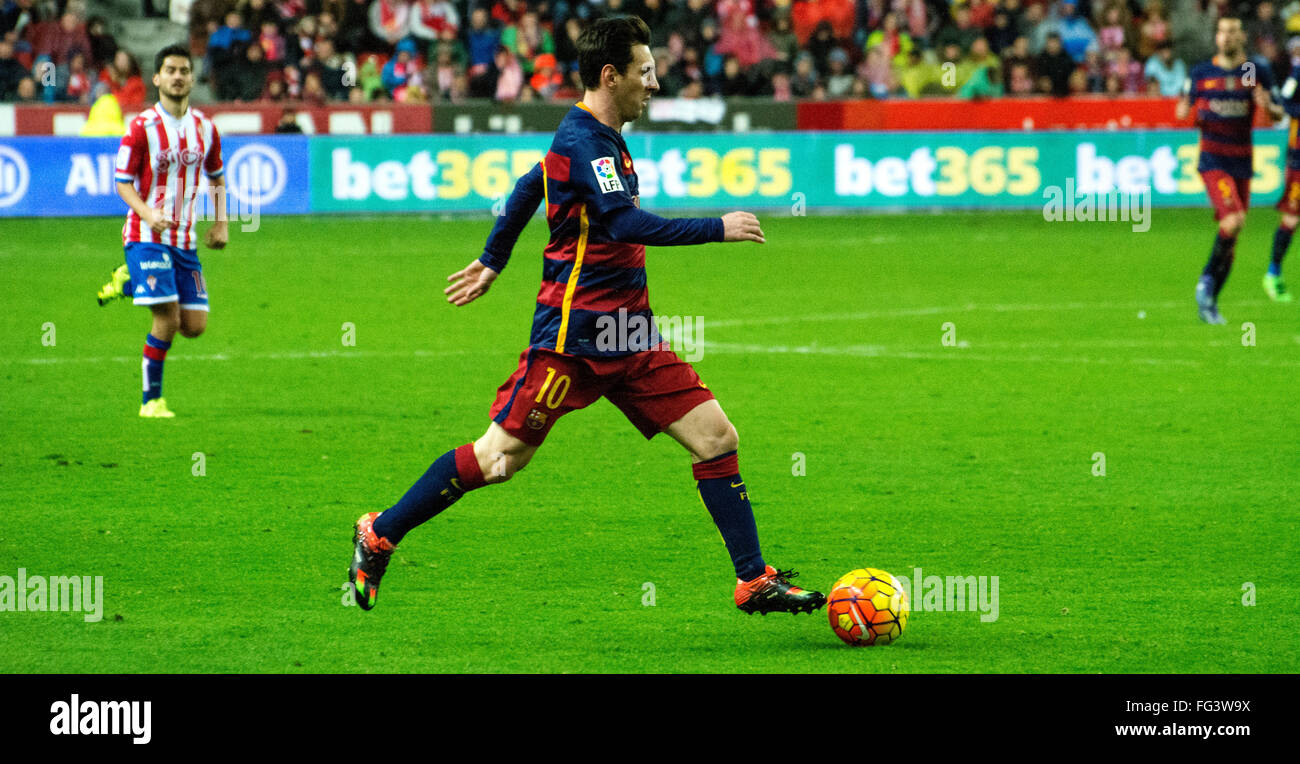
3, 0, 1300, 105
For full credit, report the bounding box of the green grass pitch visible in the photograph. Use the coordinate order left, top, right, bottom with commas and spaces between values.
1, 210, 1297, 673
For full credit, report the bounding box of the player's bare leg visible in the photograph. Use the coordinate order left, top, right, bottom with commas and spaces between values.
1265, 211, 1297, 302
666, 400, 825, 615
179, 308, 207, 339
473, 422, 538, 483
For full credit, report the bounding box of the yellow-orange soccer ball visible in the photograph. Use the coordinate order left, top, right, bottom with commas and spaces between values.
827, 568, 909, 646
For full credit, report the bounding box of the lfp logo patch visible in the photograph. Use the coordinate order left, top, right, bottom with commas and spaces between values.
591, 157, 623, 194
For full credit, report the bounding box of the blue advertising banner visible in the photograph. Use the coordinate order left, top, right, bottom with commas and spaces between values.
0, 135, 310, 218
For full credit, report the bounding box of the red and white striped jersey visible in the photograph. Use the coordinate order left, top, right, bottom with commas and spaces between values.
115, 104, 225, 250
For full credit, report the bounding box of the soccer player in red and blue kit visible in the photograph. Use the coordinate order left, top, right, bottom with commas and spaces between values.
348, 16, 825, 616
1177, 15, 1283, 324
95, 44, 228, 417
1264, 52, 1300, 303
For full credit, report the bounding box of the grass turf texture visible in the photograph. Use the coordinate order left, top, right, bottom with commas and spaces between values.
1, 211, 1297, 673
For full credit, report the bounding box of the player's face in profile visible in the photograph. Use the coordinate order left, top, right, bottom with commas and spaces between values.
1215, 20, 1244, 57
154, 55, 194, 101
616, 44, 657, 123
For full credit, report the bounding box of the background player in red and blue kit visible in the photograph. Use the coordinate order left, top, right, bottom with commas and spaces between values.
1265, 51, 1300, 303
1176, 15, 1283, 324
349, 16, 826, 617
95, 44, 228, 417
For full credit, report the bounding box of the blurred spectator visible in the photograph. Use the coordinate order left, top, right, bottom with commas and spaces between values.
275, 107, 303, 132
261, 69, 288, 101
654, 47, 680, 95
1056, 1, 1098, 63
767, 12, 798, 65
900, 0, 934, 43
410, 0, 458, 43
668, 44, 705, 95
715, 4, 777, 69
1067, 67, 1088, 94
555, 15, 582, 76
988, 7, 1018, 54
15, 74, 36, 101
61, 48, 91, 102
239, 0, 279, 31
98, 49, 144, 110
968, 0, 996, 30
639, 0, 673, 45
1006, 60, 1036, 96
1249, 1, 1286, 56
789, 49, 817, 96
896, 48, 939, 97
501, 10, 553, 76
1143, 40, 1184, 96
301, 70, 328, 104
936, 4, 980, 53
80, 85, 126, 134
231, 41, 270, 101
209, 11, 253, 97
770, 68, 792, 101
312, 36, 355, 100
866, 11, 913, 66
1083, 48, 1105, 92
28, 10, 91, 65
260, 20, 286, 63
85, 15, 114, 67
370, 0, 410, 48
718, 53, 750, 96
1169, 0, 1214, 65
668, 0, 714, 51
1109, 47, 1143, 93
806, 20, 840, 77
1000, 36, 1033, 91
1036, 32, 1074, 95
1137, 1, 1170, 60
491, 0, 526, 28
382, 37, 423, 98
2, 0, 41, 41
860, 43, 895, 98
0, 38, 26, 99
466, 4, 499, 91
1096, 3, 1130, 56
428, 37, 459, 98
492, 43, 522, 102
287, 16, 317, 67
356, 54, 385, 99
1023, 3, 1057, 56
824, 47, 853, 97
530, 51, 561, 98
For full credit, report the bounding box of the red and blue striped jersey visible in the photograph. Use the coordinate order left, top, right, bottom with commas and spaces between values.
1184, 58, 1275, 178
1280, 63, 1300, 169
479, 102, 723, 357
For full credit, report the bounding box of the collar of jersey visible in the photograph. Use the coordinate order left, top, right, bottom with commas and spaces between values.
154, 103, 191, 125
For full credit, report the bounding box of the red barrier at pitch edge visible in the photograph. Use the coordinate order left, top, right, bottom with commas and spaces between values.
1, 102, 433, 136
795, 97, 1269, 131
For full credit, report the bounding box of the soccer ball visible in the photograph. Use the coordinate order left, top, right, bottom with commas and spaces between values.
828, 568, 909, 646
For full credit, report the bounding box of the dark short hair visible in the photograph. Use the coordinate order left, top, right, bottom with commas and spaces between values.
576, 15, 650, 90
154, 44, 192, 74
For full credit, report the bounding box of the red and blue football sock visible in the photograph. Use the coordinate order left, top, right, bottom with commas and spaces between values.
372, 443, 486, 544
694, 450, 766, 582
142, 333, 170, 404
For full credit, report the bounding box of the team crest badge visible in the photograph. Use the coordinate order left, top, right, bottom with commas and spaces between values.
525, 408, 548, 430
146, 276, 157, 290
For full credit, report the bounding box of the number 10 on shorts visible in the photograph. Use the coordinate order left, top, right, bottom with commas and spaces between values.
534, 367, 571, 409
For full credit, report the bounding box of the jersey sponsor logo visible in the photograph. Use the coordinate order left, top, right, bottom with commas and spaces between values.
154, 148, 177, 172
0, 145, 31, 208
179, 147, 203, 166
1206, 98, 1250, 117
591, 156, 623, 194
138, 251, 172, 270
